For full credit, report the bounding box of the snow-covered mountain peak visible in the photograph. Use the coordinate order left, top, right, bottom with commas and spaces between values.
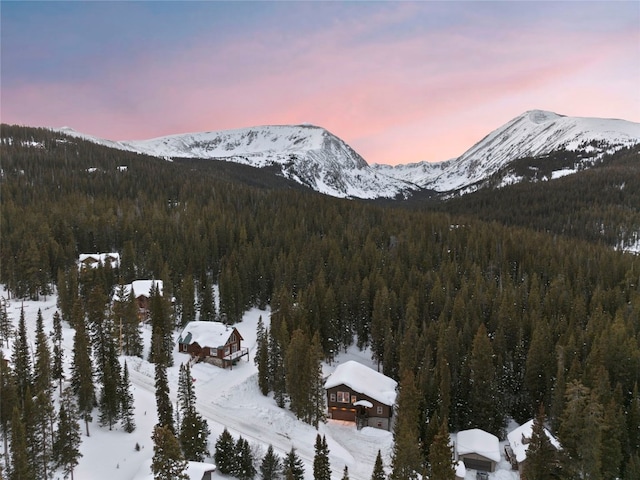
55, 123, 412, 199
525, 110, 563, 124
375, 110, 640, 193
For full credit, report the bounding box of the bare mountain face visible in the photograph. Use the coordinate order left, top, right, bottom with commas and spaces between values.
374, 110, 640, 194
57, 110, 639, 199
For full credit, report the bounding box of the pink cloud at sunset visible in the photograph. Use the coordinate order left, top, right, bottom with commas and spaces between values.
2, 1, 638, 165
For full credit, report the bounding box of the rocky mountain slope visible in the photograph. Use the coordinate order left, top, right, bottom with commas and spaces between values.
374, 110, 640, 194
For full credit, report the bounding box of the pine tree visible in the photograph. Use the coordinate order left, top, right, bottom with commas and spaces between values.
177, 363, 210, 461
260, 445, 282, 480
12, 306, 32, 406
0, 297, 12, 348
234, 436, 256, 480
214, 428, 236, 475
341, 466, 350, 480
53, 390, 82, 480
113, 281, 142, 357
151, 425, 189, 480
98, 340, 122, 430
428, 419, 455, 480
283, 447, 305, 480
180, 274, 196, 327
390, 369, 423, 480
309, 333, 327, 428
10, 406, 32, 480
269, 320, 287, 408
468, 323, 504, 437
70, 299, 94, 436
313, 434, 331, 480
523, 405, 558, 480
120, 361, 136, 433
558, 380, 603, 479
51, 310, 65, 394
198, 273, 216, 321
33, 309, 53, 394
155, 361, 174, 433
149, 283, 173, 366
0, 359, 16, 467
255, 316, 270, 396
371, 450, 386, 480
33, 390, 55, 479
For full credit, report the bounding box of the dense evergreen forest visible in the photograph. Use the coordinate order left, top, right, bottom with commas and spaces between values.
2, 124, 640, 478
436, 146, 640, 249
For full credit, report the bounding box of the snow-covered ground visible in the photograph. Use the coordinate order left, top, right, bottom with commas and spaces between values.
1, 290, 520, 480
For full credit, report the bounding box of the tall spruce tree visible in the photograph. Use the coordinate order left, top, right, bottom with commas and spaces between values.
177, 363, 210, 461
53, 390, 82, 480
154, 361, 174, 433
269, 320, 287, 408
51, 310, 65, 394
0, 359, 16, 467
0, 297, 12, 348
149, 283, 173, 366
151, 425, 189, 480
522, 405, 558, 480
70, 299, 95, 436
113, 281, 142, 357
33, 309, 53, 394
179, 274, 196, 327
390, 369, 423, 480
120, 361, 136, 433
283, 447, 305, 480
12, 306, 32, 406
313, 434, 331, 480
468, 323, 504, 437
260, 445, 282, 480
10, 406, 32, 480
255, 316, 270, 395
428, 419, 455, 480
98, 340, 122, 430
558, 380, 603, 479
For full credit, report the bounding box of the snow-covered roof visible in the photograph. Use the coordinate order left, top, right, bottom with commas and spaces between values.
507, 419, 561, 463
179, 321, 239, 348
113, 280, 164, 302
456, 429, 501, 463
78, 252, 120, 269
353, 400, 374, 408
324, 361, 397, 406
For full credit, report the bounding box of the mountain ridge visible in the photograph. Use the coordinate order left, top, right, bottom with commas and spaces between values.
52, 109, 640, 198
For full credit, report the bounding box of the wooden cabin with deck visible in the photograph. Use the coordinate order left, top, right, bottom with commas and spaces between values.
178, 321, 248, 369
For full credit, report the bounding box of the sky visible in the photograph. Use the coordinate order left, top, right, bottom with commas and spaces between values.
1, 1, 639, 165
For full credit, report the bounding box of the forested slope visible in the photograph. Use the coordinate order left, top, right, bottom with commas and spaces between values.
438, 146, 640, 249
2, 124, 640, 478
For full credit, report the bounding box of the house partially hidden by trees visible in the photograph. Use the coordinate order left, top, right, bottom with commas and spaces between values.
78, 252, 120, 270
178, 321, 248, 369
112, 280, 164, 322
506, 419, 561, 474
324, 360, 397, 431
455, 428, 501, 473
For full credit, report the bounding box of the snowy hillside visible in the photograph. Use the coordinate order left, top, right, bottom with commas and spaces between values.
58, 125, 417, 200
374, 110, 640, 193
1, 290, 522, 480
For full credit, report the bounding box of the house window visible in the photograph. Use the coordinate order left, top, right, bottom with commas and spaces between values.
230, 333, 236, 342
337, 391, 350, 403
330, 393, 336, 402
377, 406, 383, 415
351, 395, 357, 404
